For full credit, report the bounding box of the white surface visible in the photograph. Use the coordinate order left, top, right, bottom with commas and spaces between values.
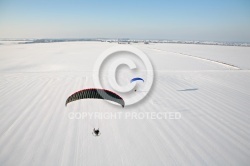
0, 42, 249, 166
140, 43, 250, 70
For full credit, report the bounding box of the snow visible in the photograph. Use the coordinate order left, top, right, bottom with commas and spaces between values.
140, 43, 250, 70
0, 42, 249, 165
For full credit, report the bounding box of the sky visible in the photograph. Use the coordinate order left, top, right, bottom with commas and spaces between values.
0, 0, 250, 42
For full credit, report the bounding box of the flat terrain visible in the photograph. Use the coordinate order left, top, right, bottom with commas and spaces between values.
0, 42, 249, 165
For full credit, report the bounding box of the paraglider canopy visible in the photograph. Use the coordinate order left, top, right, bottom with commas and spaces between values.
130, 77, 144, 83
65, 88, 125, 107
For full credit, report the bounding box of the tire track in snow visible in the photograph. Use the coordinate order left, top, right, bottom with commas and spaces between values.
147, 47, 240, 70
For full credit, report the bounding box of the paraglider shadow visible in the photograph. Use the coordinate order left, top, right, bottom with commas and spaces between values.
177, 88, 198, 91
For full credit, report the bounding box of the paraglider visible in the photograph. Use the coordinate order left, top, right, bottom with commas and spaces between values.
66, 88, 124, 137
65, 88, 125, 107
130, 77, 144, 92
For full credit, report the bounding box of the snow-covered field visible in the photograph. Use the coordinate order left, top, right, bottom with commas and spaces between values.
0, 42, 250, 165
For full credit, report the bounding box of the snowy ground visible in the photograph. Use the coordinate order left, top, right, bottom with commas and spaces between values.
0, 42, 249, 166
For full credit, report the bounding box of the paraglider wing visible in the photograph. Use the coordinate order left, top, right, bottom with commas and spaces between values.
130, 77, 144, 83
65, 88, 125, 107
